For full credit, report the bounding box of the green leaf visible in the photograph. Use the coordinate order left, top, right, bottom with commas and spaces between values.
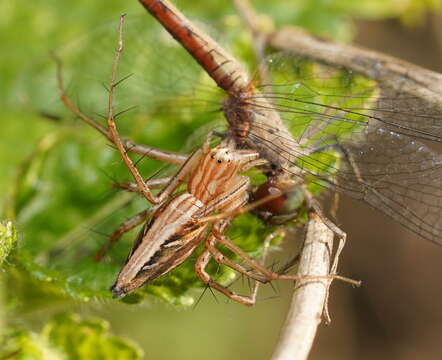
0, 330, 62, 360
1, 313, 143, 360
0, 220, 16, 266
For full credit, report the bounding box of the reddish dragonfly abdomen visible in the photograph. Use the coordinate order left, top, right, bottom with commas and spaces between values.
139, 0, 249, 94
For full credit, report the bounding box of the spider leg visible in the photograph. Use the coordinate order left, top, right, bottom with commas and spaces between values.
215, 231, 357, 285
194, 248, 257, 306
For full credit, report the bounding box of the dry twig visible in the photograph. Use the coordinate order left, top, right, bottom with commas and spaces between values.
271, 213, 334, 360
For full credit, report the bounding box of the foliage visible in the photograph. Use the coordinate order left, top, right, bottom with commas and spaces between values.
0, 220, 16, 265
0, 313, 143, 359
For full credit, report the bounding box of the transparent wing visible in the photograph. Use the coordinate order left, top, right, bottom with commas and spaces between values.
242, 53, 442, 244
251, 54, 442, 143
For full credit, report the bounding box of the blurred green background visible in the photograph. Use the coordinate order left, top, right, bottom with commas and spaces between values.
1, 0, 442, 359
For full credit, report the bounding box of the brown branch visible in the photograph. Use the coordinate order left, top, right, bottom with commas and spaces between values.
271, 213, 335, 360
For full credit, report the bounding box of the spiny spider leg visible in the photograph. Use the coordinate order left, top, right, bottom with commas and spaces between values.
206, 236, 267, 283
206, 229, 290, 285
205, 191, 268, 282
215, 231, 359, 286
104, 26, 221, 207
196, 215, 287, 305
107, 16, 174, 205
206, 227, 287, 302
53, 51, 187, 165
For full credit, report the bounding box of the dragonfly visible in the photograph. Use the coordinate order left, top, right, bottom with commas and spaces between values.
136, 0, 442, 245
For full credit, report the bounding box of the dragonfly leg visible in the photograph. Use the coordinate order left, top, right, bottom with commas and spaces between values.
93, 208, 154, 262
304, 138, 363, 277
263, 212, 301, 225
302, 186, 348, 320
240, 158, 268, 171
307, 140, 364, 183
302, 186, 347, 276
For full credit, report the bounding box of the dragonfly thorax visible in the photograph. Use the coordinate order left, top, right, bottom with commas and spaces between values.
222, 94, 253, 140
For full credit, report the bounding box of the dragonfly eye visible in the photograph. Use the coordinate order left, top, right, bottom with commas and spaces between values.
253, 182, 305, 222
253, 183, 287, 215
